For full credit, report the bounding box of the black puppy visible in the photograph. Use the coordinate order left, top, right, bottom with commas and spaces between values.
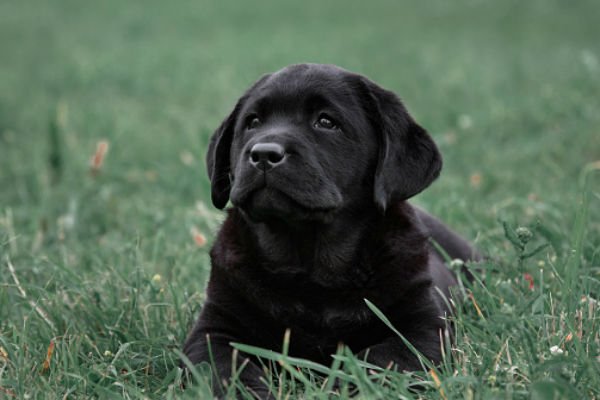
182, 64, 479, 398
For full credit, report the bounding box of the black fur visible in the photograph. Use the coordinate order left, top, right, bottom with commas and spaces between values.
183, 64, 479, 398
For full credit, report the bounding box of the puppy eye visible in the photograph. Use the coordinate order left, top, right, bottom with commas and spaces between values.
247, 116, 261, 130
315, 114, 338, 130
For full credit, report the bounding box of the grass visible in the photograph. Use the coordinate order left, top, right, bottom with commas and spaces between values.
1, 0, 599, 398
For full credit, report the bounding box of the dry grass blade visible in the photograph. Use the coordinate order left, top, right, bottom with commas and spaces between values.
6, 257, 56, 332
429, 369, 447, 400
41, 339, 55, 373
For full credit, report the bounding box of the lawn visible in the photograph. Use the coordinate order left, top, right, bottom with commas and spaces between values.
1, 0, 599, 398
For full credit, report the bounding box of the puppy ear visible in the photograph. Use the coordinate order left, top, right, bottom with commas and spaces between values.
206, 74, 272, 209
206, 104, 240, 209
358, 78, 442, 211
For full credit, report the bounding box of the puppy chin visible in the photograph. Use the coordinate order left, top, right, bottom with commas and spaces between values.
233, 188, 338, 224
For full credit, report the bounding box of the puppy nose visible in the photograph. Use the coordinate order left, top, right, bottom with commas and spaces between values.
249, 143, 286, 170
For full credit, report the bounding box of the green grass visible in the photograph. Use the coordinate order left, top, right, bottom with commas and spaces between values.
1, 0, 599, 398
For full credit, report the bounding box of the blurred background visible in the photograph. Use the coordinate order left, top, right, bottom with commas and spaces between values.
0, 0, 599, 397
2, 0, 599, 234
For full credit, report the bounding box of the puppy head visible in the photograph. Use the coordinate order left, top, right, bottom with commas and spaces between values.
206, 64, 441, 222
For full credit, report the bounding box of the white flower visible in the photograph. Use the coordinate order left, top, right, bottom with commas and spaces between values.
550, 346, 564, 356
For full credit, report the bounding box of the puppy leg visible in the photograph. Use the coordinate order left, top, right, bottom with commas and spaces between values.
357, 298, 445, 372
357, 330, 442, 372
182, 305, 274, 399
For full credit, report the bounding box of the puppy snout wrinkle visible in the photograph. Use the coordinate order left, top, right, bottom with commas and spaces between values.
249, 142, 286, 171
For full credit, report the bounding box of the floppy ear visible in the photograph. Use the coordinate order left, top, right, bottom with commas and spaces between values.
358, 77, 442, 211
206, 103, 241, 209
206, 74, 272, 209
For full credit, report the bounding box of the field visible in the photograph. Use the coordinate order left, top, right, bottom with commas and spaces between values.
1, 0, 599, 398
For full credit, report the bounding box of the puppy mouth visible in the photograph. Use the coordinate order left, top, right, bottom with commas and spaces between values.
249, 188, 336, 220
230, 173, 342, 222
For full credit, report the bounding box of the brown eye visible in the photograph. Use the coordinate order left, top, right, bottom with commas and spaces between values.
247, 116, 261, 130
315, 114, 337, 130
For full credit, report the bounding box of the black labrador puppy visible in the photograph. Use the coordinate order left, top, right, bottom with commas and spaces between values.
182, 64, 479, 398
